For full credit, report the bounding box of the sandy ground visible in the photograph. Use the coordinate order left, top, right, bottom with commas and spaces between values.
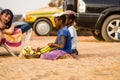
0, 32, 120, 80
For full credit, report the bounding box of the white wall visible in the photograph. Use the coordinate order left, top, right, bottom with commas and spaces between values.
0, 0, 50, 14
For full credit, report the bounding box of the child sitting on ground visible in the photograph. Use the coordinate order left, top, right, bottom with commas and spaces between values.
22, 12, 73, 60
40, 12, 72, 60
65, 10, 78, 58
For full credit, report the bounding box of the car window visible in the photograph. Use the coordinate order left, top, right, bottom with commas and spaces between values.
63, 0, 77, 12
84, 0, 120, 4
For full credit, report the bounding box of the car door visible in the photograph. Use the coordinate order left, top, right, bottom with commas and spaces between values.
76, 0, 120, 29
84, 0, 120, 13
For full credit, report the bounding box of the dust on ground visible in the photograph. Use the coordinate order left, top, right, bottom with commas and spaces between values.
0, 32, 120, 80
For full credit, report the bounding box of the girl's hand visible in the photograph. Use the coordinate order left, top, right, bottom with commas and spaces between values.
48, 43, 53, 47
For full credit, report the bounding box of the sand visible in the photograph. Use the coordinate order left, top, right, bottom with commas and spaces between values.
0, 32, 120, 80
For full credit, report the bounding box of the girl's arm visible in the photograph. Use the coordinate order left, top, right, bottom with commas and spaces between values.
48, 36, 58, 50
50, 35, 66, 49
54, 36, 58, 44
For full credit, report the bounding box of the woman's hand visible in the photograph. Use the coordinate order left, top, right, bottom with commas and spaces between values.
2, 28, 13, 34
2, 24, 16, 34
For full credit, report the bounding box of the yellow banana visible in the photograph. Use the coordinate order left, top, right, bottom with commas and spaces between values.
40, 45, 52, 54
21, 49, 27, 55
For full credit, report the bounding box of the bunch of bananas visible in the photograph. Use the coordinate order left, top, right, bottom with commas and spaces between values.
21, 46, 36, 55
21, 46, 40, 58
38, 45, 52, 54
21, 45, 52, 58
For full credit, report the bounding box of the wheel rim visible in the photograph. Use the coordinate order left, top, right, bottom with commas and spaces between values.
36, 21, 50, 35
107, 19, 120, 40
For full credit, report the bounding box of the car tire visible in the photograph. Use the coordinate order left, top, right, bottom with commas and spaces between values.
33, 18, 53, 36
92, 30, 104, 41
101, 15, 120, 42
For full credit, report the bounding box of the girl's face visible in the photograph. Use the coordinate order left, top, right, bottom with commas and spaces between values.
0, 13, 11, 24
54, 17, 62, 30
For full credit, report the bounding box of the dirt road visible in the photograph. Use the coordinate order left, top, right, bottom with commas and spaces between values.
0, 33, 120, 80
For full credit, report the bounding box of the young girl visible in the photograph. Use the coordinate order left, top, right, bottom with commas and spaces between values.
65, 10, 78, 58
40, 12, 72, 60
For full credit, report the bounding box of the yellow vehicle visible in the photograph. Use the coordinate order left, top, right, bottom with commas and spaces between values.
25, 7, 63, 36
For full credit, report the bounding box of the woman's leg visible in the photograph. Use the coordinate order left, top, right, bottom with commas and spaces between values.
17, 23, 31, 33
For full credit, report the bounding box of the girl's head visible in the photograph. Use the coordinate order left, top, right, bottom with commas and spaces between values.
53, 12, 66, 31
65, 10, 76, 26
0, 9, 14, 27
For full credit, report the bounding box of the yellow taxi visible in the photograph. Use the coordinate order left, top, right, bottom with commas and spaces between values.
25, 7, 63, 36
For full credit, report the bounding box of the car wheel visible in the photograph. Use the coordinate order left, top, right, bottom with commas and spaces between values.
101, 15, 120, 42
92, 30, 104, 41
33, 18, 52, 36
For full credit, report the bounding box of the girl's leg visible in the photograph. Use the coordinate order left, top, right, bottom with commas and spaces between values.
40, 50, 68, 60
70, 53, 77, 58
70, 49, 78, 58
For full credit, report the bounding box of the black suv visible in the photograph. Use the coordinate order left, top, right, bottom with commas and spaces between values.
63, 0, 120, 42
